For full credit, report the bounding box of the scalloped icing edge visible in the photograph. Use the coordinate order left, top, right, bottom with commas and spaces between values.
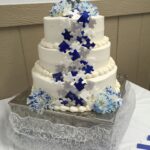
40, 36, 109, 49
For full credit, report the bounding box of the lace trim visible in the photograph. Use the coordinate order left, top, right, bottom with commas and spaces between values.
9, 112, 112, 145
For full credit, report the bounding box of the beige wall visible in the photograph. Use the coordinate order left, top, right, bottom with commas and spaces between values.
0, 0, 150, 99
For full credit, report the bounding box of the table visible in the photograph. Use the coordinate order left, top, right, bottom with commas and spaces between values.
0, 81, 150, 150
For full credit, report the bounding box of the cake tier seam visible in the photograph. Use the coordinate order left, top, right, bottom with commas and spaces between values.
33, 57, 116, 79
40, 36, 109, 49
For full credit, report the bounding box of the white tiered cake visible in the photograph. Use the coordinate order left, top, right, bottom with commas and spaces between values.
8, 2, 135, 150
27, 0, 122, 114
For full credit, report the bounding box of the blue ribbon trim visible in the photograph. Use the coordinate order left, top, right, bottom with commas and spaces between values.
147, 135, 150, 141
137, 144, 150, 150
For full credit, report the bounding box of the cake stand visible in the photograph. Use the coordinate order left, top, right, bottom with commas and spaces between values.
7, 75, 136, 150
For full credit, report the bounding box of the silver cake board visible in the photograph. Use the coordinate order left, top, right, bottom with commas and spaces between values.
8, 75, 136, 150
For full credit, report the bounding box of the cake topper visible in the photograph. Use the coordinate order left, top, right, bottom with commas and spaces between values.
67, 0, 80, 8
50, 0, 99, 17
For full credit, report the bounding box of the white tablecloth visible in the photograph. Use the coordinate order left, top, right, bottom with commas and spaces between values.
0, 81, 150, 150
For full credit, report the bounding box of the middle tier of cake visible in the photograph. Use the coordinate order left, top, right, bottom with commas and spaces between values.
38, 36, 110, 72
32, 57, 119, 99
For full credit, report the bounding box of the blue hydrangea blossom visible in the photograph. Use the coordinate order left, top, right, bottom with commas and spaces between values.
92, 87, 123, 114
50, 0, 99, 17
75, 1, 99, 16
27, 89, 53, 113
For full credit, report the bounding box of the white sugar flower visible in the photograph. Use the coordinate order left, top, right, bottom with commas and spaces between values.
70, 9, 80, 19
63, 55, 73, 68
64, 72, 74, 83
63, 3, 72, 16
79, 90, 91, 101
83, 27, 94, 38
71, 41, 81, 51
74, 70, 86, 82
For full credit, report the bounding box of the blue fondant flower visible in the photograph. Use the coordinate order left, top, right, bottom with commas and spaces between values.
69, 49, 80, 61
59, 98, 69, 105
77, 30, 95, 49
65, 91, 85, 106
71, 70, 78, 76
74, 77, 86, 91
27, 89, 52, 113
92, 87, 123, 114
76, 36, 83, 43
77, 11, 90, 27
75, 1, 99, 16
82, 64, 94, 74
82, 37, 95, 49
80, 60, 88, 65
62, 29, 73, 41
59, 41, 71, 53
76, 32, 87, 44
52, 72, 64, 82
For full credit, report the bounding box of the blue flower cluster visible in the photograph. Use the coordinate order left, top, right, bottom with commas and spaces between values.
50, 0, 72, 17
50, 0, 99, 17
27, 89, 53, 113
52, 11, 95, 106
92, 87, 123, 114
75, 1, 99, 16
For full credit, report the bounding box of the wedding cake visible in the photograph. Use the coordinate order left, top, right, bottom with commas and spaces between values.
8, 2, 136, 150
27, 0, 122, 114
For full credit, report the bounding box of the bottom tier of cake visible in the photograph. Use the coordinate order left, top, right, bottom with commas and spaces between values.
28, 58, 121, 113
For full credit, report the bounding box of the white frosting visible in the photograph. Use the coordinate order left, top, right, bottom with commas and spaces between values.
52, 78, 120, 113
38, 41, 111, 72
31, 56, 120, 113
53, 79, 120, 112
32, 63, 117, 99
29, 13, 121, 113
40, 36, 109, 49
44, 15, 104, 44
34, 57, 116, 79
31, 65, 120, 113
54, 105, 91, 113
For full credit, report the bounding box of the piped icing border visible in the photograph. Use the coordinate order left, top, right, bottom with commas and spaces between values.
33, 57, 116, 79
40, 36, 109, 49
54, 80, 121, 112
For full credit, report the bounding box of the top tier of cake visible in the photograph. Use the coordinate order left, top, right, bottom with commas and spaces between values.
43, 15, 104, 46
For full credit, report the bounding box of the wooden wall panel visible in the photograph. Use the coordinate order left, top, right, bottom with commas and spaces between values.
1, 0, 150, 27
0, 4, 50, 27
117, 15, 142, 83
137, 14, 150, 89
94, 0, 150, 17
0, 27, 29, 99
105, 17, 119, 61
20, 25, 43, 85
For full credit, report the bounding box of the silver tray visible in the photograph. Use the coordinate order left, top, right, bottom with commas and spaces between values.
7, 74, 135, 150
